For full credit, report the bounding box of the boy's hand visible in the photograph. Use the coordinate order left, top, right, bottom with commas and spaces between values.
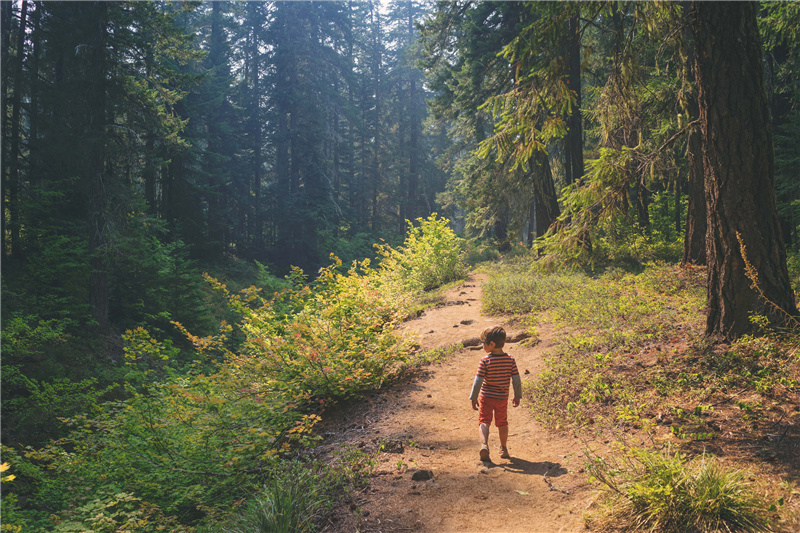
512, 397, 520, 407
472, 399, 479, 411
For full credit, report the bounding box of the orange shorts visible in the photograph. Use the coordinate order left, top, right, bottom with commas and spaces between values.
478, 396, 508, 427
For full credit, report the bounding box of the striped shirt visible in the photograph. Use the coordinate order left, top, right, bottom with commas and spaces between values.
471, 353, 521, 401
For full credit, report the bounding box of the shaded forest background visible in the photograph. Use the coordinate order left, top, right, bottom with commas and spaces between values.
2, 1, 800, 531
2, 0, 447, 335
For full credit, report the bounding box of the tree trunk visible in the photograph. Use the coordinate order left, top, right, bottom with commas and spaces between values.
28, 2, 41, 204
691, 1, 797, 339
634, 174, 649, 231
8, 0, 28, 260
673, 176, 681, 238
682, 116, 706, 265
533, 151, 560, 237
407, 4, 419, 224
87, 1, 109, 333
248, 3, 263, 254
564, 10, 583, 185
370, 2, 381, 233
766, 42, 794, 249
1, 1, 12, 259
494, 201, 510, 252
682, 12, 706, 266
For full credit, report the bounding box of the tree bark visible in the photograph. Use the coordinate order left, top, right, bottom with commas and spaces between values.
407, 4, 419, 224
682, 116, 706, 265
1, 2, 9, 258
766, 41, 794, 249
682, 12, 706, 266
563, 11, 583, 185
533, 151, 560, 238
691, 1, 797, 339
87, 1, 109, 333
8, 0, 28, 260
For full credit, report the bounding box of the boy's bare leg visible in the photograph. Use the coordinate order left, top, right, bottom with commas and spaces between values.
479, 423, 490, 446
499, 425, 509, 448
479, 423, 491, 460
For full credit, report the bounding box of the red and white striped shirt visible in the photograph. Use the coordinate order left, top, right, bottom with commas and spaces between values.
473, 353, 520, 400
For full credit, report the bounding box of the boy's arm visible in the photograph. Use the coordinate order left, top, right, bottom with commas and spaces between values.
511, 367, 522, 406
512, 374, 522, 400
469, 375, 484, 402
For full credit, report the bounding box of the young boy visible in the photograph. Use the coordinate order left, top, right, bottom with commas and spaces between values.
469, 325, 522, 461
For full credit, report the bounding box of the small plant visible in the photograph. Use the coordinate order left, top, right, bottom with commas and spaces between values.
586, 447, 775, 532
406, 342, 463, 367
221, 463, 330, 533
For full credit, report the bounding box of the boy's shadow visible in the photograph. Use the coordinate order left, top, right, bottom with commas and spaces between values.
484, 457, 567, 477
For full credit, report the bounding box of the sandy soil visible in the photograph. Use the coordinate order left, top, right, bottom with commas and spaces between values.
318, 273, 596, 532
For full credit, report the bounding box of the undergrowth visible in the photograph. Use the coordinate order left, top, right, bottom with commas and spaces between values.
1, 216, 465, 532
585, 446, 777, 532
483, 258, 800, 530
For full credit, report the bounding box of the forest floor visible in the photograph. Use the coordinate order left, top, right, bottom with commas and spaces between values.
315, 273, 600, 532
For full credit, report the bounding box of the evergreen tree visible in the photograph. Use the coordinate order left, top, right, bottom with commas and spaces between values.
690, 1, 797, 339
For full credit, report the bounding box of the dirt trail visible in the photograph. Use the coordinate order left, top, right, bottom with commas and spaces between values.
320, 273, 594, 532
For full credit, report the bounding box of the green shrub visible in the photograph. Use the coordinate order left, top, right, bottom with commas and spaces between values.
1, 446, 65, 532
234, 258, 414, 399
25, 254, 414, 526
375, 214, 466, 292
463, 240, 501, 266
221, 463, 329, 533
586, 448, 775, 532
253, 261, 292, 297
11, 216, 466, 529
52, 488, 191, 533
3, 367, 114, 444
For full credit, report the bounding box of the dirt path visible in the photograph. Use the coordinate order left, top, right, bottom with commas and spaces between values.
319, 273, 594, 532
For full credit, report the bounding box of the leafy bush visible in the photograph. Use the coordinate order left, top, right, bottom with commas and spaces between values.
586, 448, 775, 532
3, 368, 114, 444
52, 489, 191, 533
233, 258, 414, 400
375, 214, 466, 292
13, 254, 413, 527
463, 240, 501, 266
1, 446, 64, 532
253, 261, 292, 297
4, 215, 465, 530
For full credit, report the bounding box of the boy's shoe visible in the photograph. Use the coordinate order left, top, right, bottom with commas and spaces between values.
499, 446, 511, 459
479, 445, 490, 461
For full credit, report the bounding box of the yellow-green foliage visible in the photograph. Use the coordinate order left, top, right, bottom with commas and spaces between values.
375, 214, 466, 293
483, 262, 706, 427
33, 259, 413, 524
234, 257, 415, 399
586, 448, 775, 532
5, 220, 465, 530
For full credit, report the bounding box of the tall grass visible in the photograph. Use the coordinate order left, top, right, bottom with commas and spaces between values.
223, 466, 327, 533
482, 261, 707, 427
586, 448, 774, 532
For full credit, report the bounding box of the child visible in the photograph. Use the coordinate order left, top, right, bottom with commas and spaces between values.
469, 325, 522, 461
